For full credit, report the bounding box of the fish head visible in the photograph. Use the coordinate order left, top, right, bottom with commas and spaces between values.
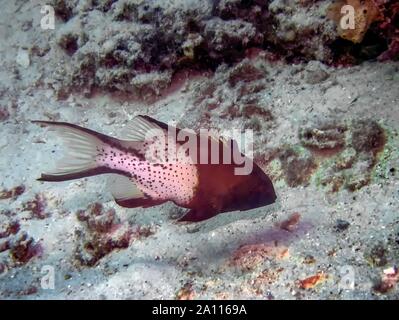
222, 163, 277, 213
244, 165, 276, 208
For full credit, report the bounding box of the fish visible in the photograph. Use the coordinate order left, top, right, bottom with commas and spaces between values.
32, 115, 276, 222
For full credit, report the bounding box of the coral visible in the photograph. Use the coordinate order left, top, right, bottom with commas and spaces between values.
9, 232, 42, 265
181, 33, 204, 60
74, 203, 156, 267
378, 39, 399, 61
278, 212, 301, 232
57, 32, 81, 56
0, 218, 20, 239
266, 0, 337, 62
263, 119, 387, 192
129, 72, 172, 102
203, 18, 259, 63
176, 282, 195, 300
74, 203, 132, 266
77, 203, 117, 233
373, 0, 399, 61
306, 120, 386, 192
74, 227, 131, 267
299, 123, 347, 151
278, 147, 318, 187
0, 185, 25, 200
373, 267, 399, 294
351, 120, 386, 155
21, 194, 50, 220
264, 119, 387, 192
51, 0, 77, 22
297, 272, 328, 289
40, 0, 398, 99
1, 213, 41, 266
183, 58, 274, 133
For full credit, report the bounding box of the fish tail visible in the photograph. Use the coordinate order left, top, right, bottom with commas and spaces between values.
32, 120, 122, 182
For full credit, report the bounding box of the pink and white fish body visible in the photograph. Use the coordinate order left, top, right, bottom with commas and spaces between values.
96, 141, 198, 206
33, 115, 277, 222
34, 116, 198, 209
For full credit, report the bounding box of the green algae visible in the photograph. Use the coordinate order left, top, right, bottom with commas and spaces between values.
371, 126, 398, 182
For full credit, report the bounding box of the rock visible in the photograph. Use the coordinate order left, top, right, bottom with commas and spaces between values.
44, 0, 346, 98
305, 66, 330, 84
303, 255, 316, 264
0, 262, 8, 275
16, 49, 30, 68
228, 61, 265, 87
334, 219, 350, 232
182, 34, 204, 59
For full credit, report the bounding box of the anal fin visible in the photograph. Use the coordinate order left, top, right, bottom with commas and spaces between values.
108, 174, 166, 209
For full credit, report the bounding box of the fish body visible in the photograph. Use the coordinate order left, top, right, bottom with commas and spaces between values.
33, 115, 276, 222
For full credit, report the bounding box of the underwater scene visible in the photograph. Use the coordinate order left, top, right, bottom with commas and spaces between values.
0, 0, 398, 300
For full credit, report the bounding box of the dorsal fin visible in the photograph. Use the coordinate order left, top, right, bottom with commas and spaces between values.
139, 115, 170, 131
120, 115, 165, 141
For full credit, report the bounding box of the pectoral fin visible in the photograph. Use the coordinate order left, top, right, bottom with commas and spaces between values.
115, 197, 167, 208
178, 209, 218, 222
